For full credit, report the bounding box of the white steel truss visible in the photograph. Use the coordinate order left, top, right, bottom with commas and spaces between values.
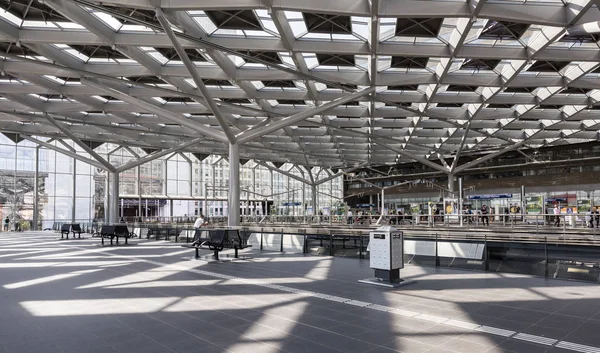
0, 0, 599, 171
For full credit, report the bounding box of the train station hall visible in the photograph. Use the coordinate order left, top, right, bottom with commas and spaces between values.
2, 0, 600, 352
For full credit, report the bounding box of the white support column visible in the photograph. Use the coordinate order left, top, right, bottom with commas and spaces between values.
448, 173, 455, 195
72, 159, 76, 223
311, 184, 318, 218
33, 147, 39, 230
228, 143, 240, 227
381, 189, 386, 215
459, 177, 464, 227
109, 172, 119, 224
137, 166, 142, 221
521, 185, 526, 218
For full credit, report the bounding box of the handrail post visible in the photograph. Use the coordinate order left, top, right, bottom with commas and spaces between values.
260, 227, 264, 250
544, 236, 548, 278
359, 234, 364, 260
329, 231, 334, 256
483, 234, 489, 271
435, 233, 440, 267
280, 228, 284, 252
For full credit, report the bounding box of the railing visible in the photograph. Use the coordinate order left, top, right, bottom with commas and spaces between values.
231, 226, 600, 283
37, 212, 600, 237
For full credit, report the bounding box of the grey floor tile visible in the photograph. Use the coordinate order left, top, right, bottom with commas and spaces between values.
439, 338, 495, 353
493, 339, 550, 353
386, 338, 435, 353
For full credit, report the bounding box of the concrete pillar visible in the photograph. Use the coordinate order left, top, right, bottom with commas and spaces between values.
459, 177, 463, 227
448, 173, 455, 195
33, 147, 39, 230
72, 159, 76, 223
228, 143, 240, 226
109, 172, 119, 224
137, 166, 142, 221
381, 188, 386, 215
521, 185, 525, 216
105, 172, 110, 223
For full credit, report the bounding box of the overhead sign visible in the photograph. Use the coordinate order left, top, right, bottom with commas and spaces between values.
282, 202, 302, 206
357, 204, 375, 208
467, 193, 513, 200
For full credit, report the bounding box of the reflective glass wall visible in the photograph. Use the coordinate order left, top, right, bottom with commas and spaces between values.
0, 135, 343, 229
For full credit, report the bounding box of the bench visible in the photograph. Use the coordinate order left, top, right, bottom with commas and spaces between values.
100, 225, 132, 246
185, 229, 252, 260
60, 223, 83, 239
147, 225, 181, 242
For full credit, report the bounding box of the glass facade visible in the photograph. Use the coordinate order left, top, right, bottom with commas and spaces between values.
0, 135, 343, 229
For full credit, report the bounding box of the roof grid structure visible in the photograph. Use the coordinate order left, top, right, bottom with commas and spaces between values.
395, 18, 444, 37
303, 13, 352, 34
205, 10, 262, 30
0, 0, 598, 169
2, 0, 68, 22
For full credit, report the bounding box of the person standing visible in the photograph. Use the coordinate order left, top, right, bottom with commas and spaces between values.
3, 217, 9, 231
553, 204, 561, 227
191, 214, 208, 245
481, 205, 489, 226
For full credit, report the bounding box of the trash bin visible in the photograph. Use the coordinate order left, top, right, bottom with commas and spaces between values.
359, 226, 413, 287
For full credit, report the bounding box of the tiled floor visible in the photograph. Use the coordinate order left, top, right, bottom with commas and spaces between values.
0, 231, 600, 353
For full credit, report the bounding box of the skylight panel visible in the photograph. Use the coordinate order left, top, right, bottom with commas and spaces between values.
43, 75, 66, 84
140, 47, 168, 65
55, 22, 85, 29
91, 12, 122, 30
21, 21, 57, 28
0, 9, 21, 26
119, 25, 154, 32
63, 48, 88, 62
91, 95, 108, 103
191, 10, 277, 38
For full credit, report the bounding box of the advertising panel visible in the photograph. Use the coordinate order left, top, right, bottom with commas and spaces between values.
525, 195, 543, 214
577, 199, 591, 213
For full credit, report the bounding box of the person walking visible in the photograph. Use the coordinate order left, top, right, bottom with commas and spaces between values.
481, 205, 489, 226
3, 217, 9, 231
553, 204, 561, 227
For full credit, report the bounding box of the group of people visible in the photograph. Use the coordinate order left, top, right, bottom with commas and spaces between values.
586, 207, 600, 228
461, 205, 491, 225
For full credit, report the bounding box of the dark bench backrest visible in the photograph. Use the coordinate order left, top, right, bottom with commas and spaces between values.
100, 225, 115, 235
208, 230, 227, 244
71, 224, 82, 232
114, 225, 129, 236
224, 229, 242, 244
61, 224, 70, 232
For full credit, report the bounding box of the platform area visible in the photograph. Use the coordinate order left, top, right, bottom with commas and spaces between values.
1, 232, 600, 353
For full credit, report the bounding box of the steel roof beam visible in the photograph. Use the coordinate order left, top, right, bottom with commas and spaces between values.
236, 87, 376, 144
155, 8, 236, 144
21, 135, 110, 171
43, 113, 116, 172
